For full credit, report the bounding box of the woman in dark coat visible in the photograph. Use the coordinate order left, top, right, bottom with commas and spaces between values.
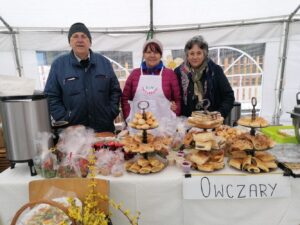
174, 35, 234, 118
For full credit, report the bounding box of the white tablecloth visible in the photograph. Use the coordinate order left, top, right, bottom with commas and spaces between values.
0, 163, 299, 225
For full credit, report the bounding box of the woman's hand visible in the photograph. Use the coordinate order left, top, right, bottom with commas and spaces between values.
170, 101, 177, 112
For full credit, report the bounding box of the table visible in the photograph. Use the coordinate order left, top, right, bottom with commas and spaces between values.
0, 163, 299, 225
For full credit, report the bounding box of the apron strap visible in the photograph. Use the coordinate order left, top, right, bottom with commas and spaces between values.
140, 67, 164, 76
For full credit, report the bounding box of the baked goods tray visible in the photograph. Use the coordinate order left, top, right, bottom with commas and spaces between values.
269, 144, 300, 163
269, 144, 300, 178
277, 162, 300, 178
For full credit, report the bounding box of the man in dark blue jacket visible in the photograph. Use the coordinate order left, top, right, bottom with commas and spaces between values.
45, 22, 121, 132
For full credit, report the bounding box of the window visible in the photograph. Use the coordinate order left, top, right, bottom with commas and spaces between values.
36, 50, 133, 89
168, 43, 265, 114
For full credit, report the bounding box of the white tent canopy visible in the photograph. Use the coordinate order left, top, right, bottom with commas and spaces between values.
1, 0, 299, 28
1, 0, 300, 124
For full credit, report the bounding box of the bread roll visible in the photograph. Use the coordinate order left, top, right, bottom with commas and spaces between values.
137, 118, 146, 125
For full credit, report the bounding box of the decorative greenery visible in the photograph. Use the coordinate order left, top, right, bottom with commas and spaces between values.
67, 149, 141, 225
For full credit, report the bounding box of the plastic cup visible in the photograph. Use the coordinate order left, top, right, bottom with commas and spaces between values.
166, 154, 176, 166
176, 152, 185, 158
182, 161, 191, 173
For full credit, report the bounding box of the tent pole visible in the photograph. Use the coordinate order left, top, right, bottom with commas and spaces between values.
0, 16, 22, 77
142, 0, 154, 64
148, 0, 154, 39
272, 4, 300, 125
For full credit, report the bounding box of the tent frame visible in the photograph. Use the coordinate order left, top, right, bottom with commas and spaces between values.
272, 4, 300, 125
1, 2, 300, 124
0, 16, 22, 77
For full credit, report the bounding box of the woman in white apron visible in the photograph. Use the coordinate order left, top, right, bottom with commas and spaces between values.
121, 39, 181, 133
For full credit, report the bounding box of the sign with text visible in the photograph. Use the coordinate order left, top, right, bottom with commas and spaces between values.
183, 174, 291, 200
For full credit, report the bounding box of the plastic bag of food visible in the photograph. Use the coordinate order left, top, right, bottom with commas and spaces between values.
111, 162, 124, 177
57, 152, 81, 178
171, 121, 186, 151
95, 149, 114, 176
34, 132, 55, 175
56, 125, 95, 177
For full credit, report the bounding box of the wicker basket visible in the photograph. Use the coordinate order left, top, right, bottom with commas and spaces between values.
10, 199, 77, 225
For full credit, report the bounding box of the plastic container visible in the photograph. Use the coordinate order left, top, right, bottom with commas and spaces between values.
260, 126, 298, 144
181, 161, 191, 173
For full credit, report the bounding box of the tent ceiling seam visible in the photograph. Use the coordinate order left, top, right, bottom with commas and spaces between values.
1, 16, 299, 35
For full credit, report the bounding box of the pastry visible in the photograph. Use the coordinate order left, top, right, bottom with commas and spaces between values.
137, 158, 149, 167
137, 118, 146, 125
150, 121, 159, 128
245, 164, 260, 173
128, 163, 141, 173
197, 163, 214, 172
242, 155, 252, 169
140, 124, 150, 129
251, 157, 269, 172
238, 116, 269, 127
189, 151, 210, 165
195, 141, 213, 151
263, 161, 277, 169
193, 132, 214, 142
252, 134, 271, 150
139, 166, 152, 174
229, 158, 243, 170
230, 151, 247, 158
231, 139, 253, 151
210, 150, 224, 162
125, 161, 134, 170
148, 158, 160, 167
151, 166, 163, 173
255, 152, 276, 162
210, 161, 225, 170
183, 132, 194, 146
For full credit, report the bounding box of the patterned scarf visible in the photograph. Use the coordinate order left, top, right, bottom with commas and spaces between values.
191, 60, 207, 102
179, 59, 208, 105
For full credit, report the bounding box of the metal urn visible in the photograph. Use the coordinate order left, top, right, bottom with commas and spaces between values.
0, 92, 53, 175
